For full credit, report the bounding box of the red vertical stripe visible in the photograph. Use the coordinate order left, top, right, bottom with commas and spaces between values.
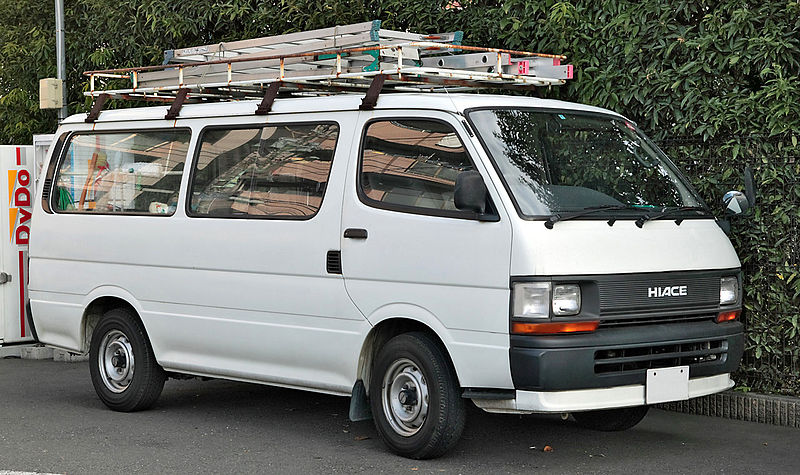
19, 251, 25, 337
15, 146, 21, 165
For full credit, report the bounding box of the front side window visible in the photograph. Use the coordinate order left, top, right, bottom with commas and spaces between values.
468, 109, 706, 218
189, 123, 338, 218
360, 119, 476, 215
54, 130, 190, 215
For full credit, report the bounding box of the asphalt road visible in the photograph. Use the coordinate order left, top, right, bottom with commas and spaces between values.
1, 357, 798, 474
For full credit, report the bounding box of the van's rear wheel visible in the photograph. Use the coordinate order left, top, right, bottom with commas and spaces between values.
572, 405, 649, 431
89, 307, 165, 412
369, 332, 465, 459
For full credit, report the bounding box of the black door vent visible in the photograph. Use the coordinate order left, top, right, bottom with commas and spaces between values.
42, 177, 53, 204
326, 250, 342, 274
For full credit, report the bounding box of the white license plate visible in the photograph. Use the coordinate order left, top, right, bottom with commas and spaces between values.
645, 365, 689, 404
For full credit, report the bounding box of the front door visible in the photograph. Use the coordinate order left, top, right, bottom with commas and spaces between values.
340, 111, 513, 388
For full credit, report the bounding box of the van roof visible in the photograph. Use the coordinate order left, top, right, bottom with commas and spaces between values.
61, 93, 626, 124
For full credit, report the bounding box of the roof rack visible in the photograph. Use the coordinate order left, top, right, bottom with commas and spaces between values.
81, 20, 572, 120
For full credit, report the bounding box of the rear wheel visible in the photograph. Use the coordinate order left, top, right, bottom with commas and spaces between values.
572, 405, 649, 431
369, 332, 465, 459
89, 307, 165, 412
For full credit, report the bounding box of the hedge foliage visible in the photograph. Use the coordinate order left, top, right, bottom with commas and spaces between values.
1, 1, 798, 393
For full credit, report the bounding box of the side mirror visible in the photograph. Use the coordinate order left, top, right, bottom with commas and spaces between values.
455, 171, 488, 214
722, 191, 749, 215
722, 166, 757, 216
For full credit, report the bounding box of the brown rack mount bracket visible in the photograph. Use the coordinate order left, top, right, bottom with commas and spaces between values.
255, 82, 282, 115
85, 94, 110, 123
165, 88, 190, 120
359, 75, 387, 110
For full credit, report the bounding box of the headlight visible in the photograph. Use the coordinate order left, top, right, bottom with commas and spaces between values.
513, 282, 551, 319
552, 284, 581, 316
720, 276, 738, 305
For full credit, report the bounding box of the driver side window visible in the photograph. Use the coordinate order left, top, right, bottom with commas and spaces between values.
359, 119, 478, 216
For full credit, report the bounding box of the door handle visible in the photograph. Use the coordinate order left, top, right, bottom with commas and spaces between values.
344, 228, 368, 239
0, 272, 10, 284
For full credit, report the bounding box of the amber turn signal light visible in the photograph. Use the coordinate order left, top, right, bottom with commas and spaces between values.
512, 321, 599, 335
716, 310, 741, 323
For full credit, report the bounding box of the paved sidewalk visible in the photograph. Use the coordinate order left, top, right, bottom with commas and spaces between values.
1, 357, 798, 474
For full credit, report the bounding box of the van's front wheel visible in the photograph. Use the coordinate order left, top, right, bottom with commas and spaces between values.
369, 332, 465, 459
89, 308, 165, 412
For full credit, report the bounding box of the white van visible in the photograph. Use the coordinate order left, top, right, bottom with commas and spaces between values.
29, 92, 749, 458
29, 20, 755, 459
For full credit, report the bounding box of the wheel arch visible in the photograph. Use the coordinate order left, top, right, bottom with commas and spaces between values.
356, 314, 462, 397
79, 287, 146, 354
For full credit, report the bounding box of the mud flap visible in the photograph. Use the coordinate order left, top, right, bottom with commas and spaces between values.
349, 379, 372, 422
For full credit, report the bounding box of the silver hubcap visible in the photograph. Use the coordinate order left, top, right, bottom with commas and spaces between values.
382, 358, 429, 437
98, 329, 135, 393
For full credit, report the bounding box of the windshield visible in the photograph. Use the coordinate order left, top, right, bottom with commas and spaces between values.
468, 109, 706, 217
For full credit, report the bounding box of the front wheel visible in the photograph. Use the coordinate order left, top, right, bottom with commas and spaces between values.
572, 405, 649, 431
369, 332, 465, 459
89, 307, 165, 412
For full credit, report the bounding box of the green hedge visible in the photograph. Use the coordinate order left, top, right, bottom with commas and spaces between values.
1, 0, 798, 393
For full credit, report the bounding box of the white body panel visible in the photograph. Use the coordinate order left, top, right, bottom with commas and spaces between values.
29, 93, 741, 403
511, 219, 740, 276
30, 113, 367, 395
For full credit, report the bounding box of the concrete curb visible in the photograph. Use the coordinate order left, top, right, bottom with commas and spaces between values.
53, 348, 89, 362
20, 345, 54, 360
658, 390, 800, 428
1, 345, 87, 362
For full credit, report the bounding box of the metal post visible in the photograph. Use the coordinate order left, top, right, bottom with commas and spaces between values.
55, 0, 67, 121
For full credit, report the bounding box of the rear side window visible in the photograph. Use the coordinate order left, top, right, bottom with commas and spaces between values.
359, 119, 476, 215
53, 130, 191, 215
189, 123, 339, 219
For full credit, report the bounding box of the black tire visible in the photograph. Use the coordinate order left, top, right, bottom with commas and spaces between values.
572, 405, 649, 431
89, 307, 165, 412
369, 332, 465, 459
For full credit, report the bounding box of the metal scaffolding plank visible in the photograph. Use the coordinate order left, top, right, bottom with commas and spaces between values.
166, 21, 382, 63
165, 31, 378, 66
88, 67, 563, 98
139, 42, 418, 89
163, 21, 462, 65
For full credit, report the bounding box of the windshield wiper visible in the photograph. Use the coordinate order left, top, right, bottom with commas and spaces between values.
544, 205, 633, 229
634, 206, 709, 228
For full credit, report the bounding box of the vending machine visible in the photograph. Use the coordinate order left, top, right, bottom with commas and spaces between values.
0, 145, 36, 346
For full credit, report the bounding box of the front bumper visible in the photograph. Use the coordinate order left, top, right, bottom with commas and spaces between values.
473, 373, 733, 413
510, 320, 743, 391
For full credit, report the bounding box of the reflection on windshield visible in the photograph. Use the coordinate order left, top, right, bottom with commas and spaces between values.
469, 109, 704, 217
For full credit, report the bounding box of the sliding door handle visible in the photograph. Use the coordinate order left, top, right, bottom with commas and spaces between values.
344, 228, 368, 239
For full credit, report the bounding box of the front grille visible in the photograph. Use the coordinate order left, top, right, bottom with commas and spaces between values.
598, 274, 720, 313
598, 313, 716, 328
592, 270, 730, 327
594, 339, 727, 374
